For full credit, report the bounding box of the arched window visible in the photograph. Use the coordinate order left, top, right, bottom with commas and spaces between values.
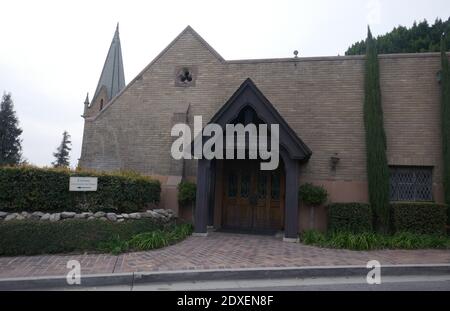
100, 99, 104, 111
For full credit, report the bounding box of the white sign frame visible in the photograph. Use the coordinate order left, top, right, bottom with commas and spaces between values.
69, 177, 98, 192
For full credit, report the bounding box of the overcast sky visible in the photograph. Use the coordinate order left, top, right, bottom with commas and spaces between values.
0, 0, 449, 167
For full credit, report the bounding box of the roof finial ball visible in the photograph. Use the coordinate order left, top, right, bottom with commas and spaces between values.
293, 50, 299, 58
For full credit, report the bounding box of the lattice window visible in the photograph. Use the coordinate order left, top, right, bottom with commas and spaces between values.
389, 166, 433, 202
228, 173, 237, 198
271, 172, 280, 200
257, 173, 267, 199
240, 173, 250, 198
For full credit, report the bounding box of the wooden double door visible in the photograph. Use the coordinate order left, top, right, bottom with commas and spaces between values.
222, 160, 285, 232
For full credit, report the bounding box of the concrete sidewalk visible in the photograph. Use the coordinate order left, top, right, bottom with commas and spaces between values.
0, 232, 449, 289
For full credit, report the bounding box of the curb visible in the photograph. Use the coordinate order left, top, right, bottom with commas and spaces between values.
1, 264, 449, 290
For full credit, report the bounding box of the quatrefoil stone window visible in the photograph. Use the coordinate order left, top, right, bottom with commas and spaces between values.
175, 66, 197, 87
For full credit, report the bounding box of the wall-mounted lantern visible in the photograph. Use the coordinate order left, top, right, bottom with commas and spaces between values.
330, 153, 340, 170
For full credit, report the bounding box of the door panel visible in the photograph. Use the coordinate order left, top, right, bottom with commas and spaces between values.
222, 160, 284, 232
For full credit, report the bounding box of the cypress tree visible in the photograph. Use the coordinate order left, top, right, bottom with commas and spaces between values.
52, 131, 72, 168
364, 27, 390, 232
440, 34, 450, 223
0, 93, 23, 166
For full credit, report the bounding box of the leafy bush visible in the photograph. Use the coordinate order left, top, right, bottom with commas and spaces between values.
391, 202, 447, 235
300, 230, 450, 250
327, 203, 373, 233
129, 230, 170, 250
0, 218, 167, 256
178, 181, 196, 206
105, 223, 193, 253
301, 229, 327, 245
298, 183, 328, 206
0, 166, 161, 213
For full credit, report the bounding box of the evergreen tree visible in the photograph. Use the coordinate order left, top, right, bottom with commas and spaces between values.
0, 93, 23, 166
346, 18, 450, 55
52, 131, 72, 168
364, 27, 390, 232
440, 34, 450, 224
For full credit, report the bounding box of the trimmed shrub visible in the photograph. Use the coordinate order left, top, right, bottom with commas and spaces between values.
0, 166, 161, 213
391, 202, 447, 235
178, 181, 196, 206
298, 183, 328, 206
0, 218, 170, 256
300, 230, 450, 250
327, 203, 372, 233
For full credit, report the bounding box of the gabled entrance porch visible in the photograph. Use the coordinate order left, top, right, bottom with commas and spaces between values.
193, 78, 312, 241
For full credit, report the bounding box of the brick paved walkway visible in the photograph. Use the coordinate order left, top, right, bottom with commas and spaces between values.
0, 232, 449, 278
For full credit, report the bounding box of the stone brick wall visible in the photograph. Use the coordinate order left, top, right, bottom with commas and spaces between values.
79, 27, 446, 208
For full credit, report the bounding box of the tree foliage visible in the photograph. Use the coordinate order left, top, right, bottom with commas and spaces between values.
0, 93, 23, 166
363, 27, 390, 233
440, 35, 450, 223
298, 183, 328, 206
346, 18, 450, 55
52, 130, 72, 168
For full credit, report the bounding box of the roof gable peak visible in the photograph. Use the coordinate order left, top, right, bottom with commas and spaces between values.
168, 25, 225, 63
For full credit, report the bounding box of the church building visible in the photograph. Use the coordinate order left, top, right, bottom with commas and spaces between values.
79, 25, 444, 240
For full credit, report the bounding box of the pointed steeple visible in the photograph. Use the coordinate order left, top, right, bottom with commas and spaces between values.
93, 23, 125, 102
84, 92, 90, 105
83, 92, 90, 116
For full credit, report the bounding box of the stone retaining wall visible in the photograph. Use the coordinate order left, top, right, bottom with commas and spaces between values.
0, 209, 175, 223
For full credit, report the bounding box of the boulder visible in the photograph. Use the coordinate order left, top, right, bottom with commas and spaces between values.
61, 212, 76, 219
87, 216, 95, 220
153, 209, 174, 218
99, 217, 108, 221
117, 218, 125, 223
121, 213, 129, 219
129, 213, 141, 219
5, 213, 18, 221
74, 214, 85, 219
145, 210, 159, 218
106, 213, 117, 221
16, 215, 25, 220
32, 211, 44, 217
41, 213, 51, 221
0, 211, 8, 218
81, 212, 93, 218
141, 212, 153, 218
50, 213, 61, 222
21, 212, 31, 218
94, 211, 106, 218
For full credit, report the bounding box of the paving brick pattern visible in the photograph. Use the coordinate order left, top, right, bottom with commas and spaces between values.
0, 232, 449, 278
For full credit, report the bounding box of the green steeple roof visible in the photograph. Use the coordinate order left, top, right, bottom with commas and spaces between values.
93, 23, 125, 101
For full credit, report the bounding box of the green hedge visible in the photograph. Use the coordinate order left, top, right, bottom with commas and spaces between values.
0, 219, 171, 256
299, 183, 328, 206
391, 202, 447, 235
0, 166, 160, 213
301, 230, 450, 250
178, 181, 196, 206
327, 203, 373, 233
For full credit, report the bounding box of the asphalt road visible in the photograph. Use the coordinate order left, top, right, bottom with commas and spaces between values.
48, 275, 450, 291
